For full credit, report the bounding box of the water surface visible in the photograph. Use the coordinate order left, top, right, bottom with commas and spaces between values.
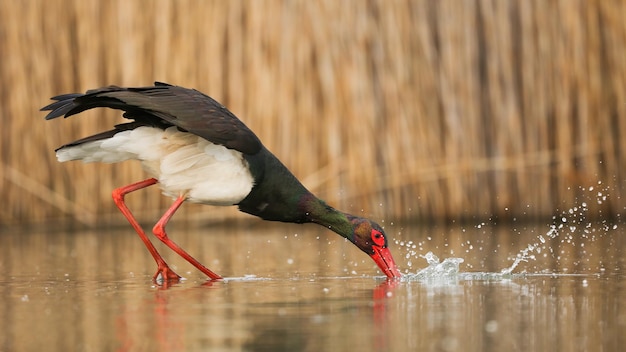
1, 219, 624, 351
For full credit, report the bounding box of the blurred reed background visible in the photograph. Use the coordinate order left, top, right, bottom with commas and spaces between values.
0, 0, 624, 227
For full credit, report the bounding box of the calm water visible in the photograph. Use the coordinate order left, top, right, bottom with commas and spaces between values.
1, 217, 624, 352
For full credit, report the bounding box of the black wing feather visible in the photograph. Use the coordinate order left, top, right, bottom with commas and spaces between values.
42, 82, 263, 155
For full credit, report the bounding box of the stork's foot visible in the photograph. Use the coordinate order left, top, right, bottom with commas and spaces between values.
153, 265, 182, 285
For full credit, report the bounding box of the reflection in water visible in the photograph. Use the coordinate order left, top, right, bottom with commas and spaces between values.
0, 222, 624, 351
238, 280, 398, 352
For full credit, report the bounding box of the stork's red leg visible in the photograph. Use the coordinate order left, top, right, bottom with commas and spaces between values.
152, 196, 223, 280
112, 178, 182, 283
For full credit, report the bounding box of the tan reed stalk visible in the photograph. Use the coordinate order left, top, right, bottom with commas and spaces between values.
0, 0, 624, 226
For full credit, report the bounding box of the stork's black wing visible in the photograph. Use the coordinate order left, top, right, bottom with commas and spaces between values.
42, 82, 263, 155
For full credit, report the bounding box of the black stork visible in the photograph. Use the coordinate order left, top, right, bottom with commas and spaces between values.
42, 82, 401, 283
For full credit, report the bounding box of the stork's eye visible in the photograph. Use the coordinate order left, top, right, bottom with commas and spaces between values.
370, 229, 386, 247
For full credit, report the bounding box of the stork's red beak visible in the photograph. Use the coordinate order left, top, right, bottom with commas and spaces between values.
370, 246, 402, 278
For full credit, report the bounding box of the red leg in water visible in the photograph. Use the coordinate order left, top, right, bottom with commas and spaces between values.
152, 196, 223, 280
112, 178, 181, 283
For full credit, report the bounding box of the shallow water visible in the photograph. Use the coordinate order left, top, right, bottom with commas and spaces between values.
1, 219, 624, 351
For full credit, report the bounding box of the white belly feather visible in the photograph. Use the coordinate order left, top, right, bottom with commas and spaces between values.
56, 126, 255, 205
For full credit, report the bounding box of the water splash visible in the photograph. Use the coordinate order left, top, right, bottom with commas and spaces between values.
500, 182, 618, 274
400, 252, 464, 282
415, 252, 464, 277
400, 252, 518, 282
395, 182, 619, 281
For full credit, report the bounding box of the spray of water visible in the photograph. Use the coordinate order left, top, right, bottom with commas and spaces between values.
396, 182, 619, 281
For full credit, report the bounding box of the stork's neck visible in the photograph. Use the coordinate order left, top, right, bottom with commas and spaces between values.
238, 146, 357, 236
300, 194, 355, 241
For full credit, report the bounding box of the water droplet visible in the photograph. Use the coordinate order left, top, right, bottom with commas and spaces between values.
485, 320, 498, 333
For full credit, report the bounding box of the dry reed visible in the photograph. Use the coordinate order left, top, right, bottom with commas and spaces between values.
1, 0, 624, 227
